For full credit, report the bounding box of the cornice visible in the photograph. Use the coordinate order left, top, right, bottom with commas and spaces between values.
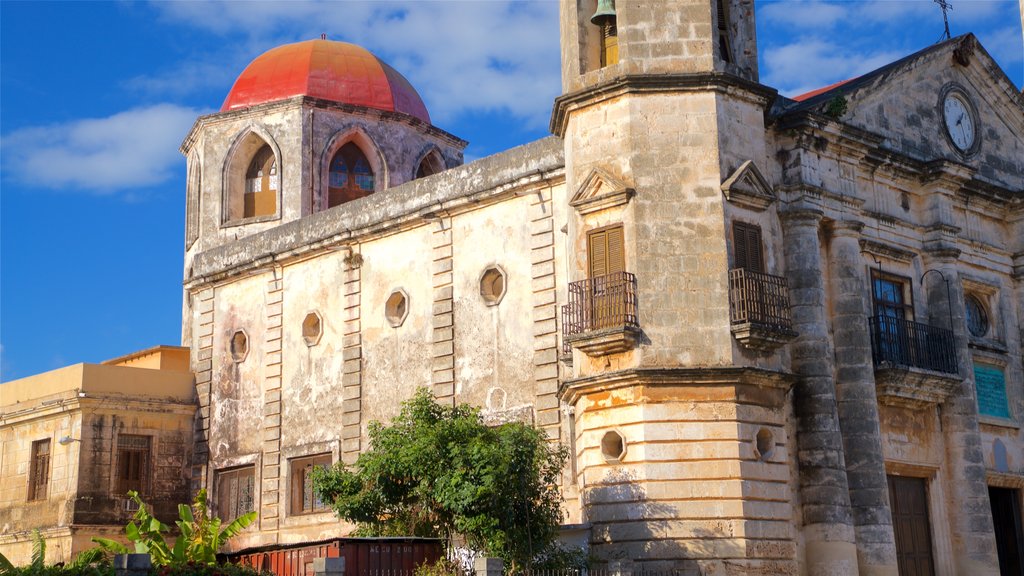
186, 155, 566, 288
557, 366, 796, 405
549, 72, 778, 137
181, 95, 467, 155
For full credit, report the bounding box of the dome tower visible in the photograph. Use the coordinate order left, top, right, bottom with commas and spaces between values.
179, 38, 467, 260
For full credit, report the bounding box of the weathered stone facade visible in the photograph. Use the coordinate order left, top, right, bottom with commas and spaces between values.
180, 2, 1022, 574
0, 347, 194, 565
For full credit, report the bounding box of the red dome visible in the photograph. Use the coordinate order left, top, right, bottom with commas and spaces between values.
221, 39, 430, 123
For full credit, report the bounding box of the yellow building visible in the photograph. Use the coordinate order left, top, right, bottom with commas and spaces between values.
0, 346, 195, 566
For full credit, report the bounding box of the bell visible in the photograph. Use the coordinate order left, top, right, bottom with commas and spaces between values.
590, 0, 616, 25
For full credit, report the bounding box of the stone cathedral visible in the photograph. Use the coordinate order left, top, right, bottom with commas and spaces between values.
176, 1, 1024, 574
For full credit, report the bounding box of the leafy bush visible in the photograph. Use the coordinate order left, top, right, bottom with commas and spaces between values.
313, 388, 569, 571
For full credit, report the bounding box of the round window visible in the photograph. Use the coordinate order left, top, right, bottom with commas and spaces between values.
302, 312, 323, 346
479, 266, 507, 306
600, 431, 626, 462
385, 289, 409, 327
964, 294, 988, 338
230, 330, 249, 362
754, 428, 775, 461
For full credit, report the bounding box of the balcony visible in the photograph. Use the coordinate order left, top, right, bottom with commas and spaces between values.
728, 268, 797, 352
868, 316, 958, 373
561, 272, 639, 356
869, 315, 961, 407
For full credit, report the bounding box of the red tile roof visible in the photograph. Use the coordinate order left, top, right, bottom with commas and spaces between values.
792, 77, 857, 102
222, 39, 430, 123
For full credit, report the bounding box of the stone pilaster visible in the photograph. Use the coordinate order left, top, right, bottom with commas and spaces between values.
260, 274, 284, 532
432, 218, 456, 405
780, 208, 859, 574
341, 257, 362, 463
192, 288, 215, 491
827, 220, 898, 576
530, 188, 561, 437
926, 259, 1001, 575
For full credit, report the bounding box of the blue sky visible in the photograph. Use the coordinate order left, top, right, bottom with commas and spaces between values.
1, 1, 1021, 382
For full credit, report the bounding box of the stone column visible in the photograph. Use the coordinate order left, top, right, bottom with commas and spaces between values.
827, 220, 898, 576
927, 258, 1001, 575
780, 208, 859, 575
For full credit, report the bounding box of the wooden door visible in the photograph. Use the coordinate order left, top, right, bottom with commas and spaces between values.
587, 226, 625, 329
888, 475, 935, 576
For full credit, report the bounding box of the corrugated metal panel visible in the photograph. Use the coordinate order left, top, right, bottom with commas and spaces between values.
231, 538, 442, 576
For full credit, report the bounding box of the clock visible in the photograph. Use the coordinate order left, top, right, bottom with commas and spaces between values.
943, 92, 976, 152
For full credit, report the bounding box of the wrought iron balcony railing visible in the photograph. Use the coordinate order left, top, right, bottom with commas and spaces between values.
728, 268, 794, 333
562, 272, 639, 355
868, 315, 958, 374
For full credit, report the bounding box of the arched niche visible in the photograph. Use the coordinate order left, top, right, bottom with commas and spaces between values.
317, 128, 387, 212
222, 127, 283, 224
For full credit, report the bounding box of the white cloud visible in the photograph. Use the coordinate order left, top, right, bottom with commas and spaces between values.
760, 0, 848, 28
147, 1, 561, 127
762, 38, 904, 96
1, 104, 204, 193
978, 25, 1024, 64
123, 60, 236, 99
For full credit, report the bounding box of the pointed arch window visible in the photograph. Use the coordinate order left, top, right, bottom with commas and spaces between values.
415, 151, 445, 180
328, 143, 375, 208
244, 145, 277, 218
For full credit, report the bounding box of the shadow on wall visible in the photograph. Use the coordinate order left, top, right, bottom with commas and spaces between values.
583, 469, 752, 576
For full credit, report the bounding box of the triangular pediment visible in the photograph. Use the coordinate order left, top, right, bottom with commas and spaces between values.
570, 168, 634, 215
777, 35, 1024, 191
721, 160, 775, 211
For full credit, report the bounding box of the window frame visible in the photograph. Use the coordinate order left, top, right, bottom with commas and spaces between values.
221, 130, 282, 227
243, 145, 279, 219
327, 142, 375, 208
964, 293, 990, 338
586, 224, 625, 280
289, 453, 332, 516
871, 269, 915, 322
28, 439, 51, 501
216, 465, 256, 521
114, 434, 152, 497
732, 221, 765, 273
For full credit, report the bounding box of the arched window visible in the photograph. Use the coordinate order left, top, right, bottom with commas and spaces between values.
244, 145, 278, 218
415, 150, 445, 180
328, 143, 375, 208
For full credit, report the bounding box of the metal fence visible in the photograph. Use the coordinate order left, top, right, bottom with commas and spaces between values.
727, 268, 793, 333
561, 272, 639, 354
868, 315, 958, 374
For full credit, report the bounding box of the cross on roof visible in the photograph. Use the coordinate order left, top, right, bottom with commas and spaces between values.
934, 0, 953, 40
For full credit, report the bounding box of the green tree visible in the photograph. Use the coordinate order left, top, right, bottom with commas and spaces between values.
312, 388, 568, 571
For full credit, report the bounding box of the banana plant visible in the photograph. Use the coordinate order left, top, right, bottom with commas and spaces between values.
92, 490, 256, 566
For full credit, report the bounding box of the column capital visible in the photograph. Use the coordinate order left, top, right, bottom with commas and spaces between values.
779, 207, 824, 227
827, 219, 865, 238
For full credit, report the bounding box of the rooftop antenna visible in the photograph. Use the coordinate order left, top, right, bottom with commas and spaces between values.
934, 0, 953, 41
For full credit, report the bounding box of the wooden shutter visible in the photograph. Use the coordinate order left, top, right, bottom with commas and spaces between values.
588, 226, 625, 279
733, 222, 764, 273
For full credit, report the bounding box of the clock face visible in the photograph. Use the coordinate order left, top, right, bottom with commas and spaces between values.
943, 94, 976, 151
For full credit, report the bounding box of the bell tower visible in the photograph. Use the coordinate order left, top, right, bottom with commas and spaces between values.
559, 0, 758, 93
553, 1, 825, 572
